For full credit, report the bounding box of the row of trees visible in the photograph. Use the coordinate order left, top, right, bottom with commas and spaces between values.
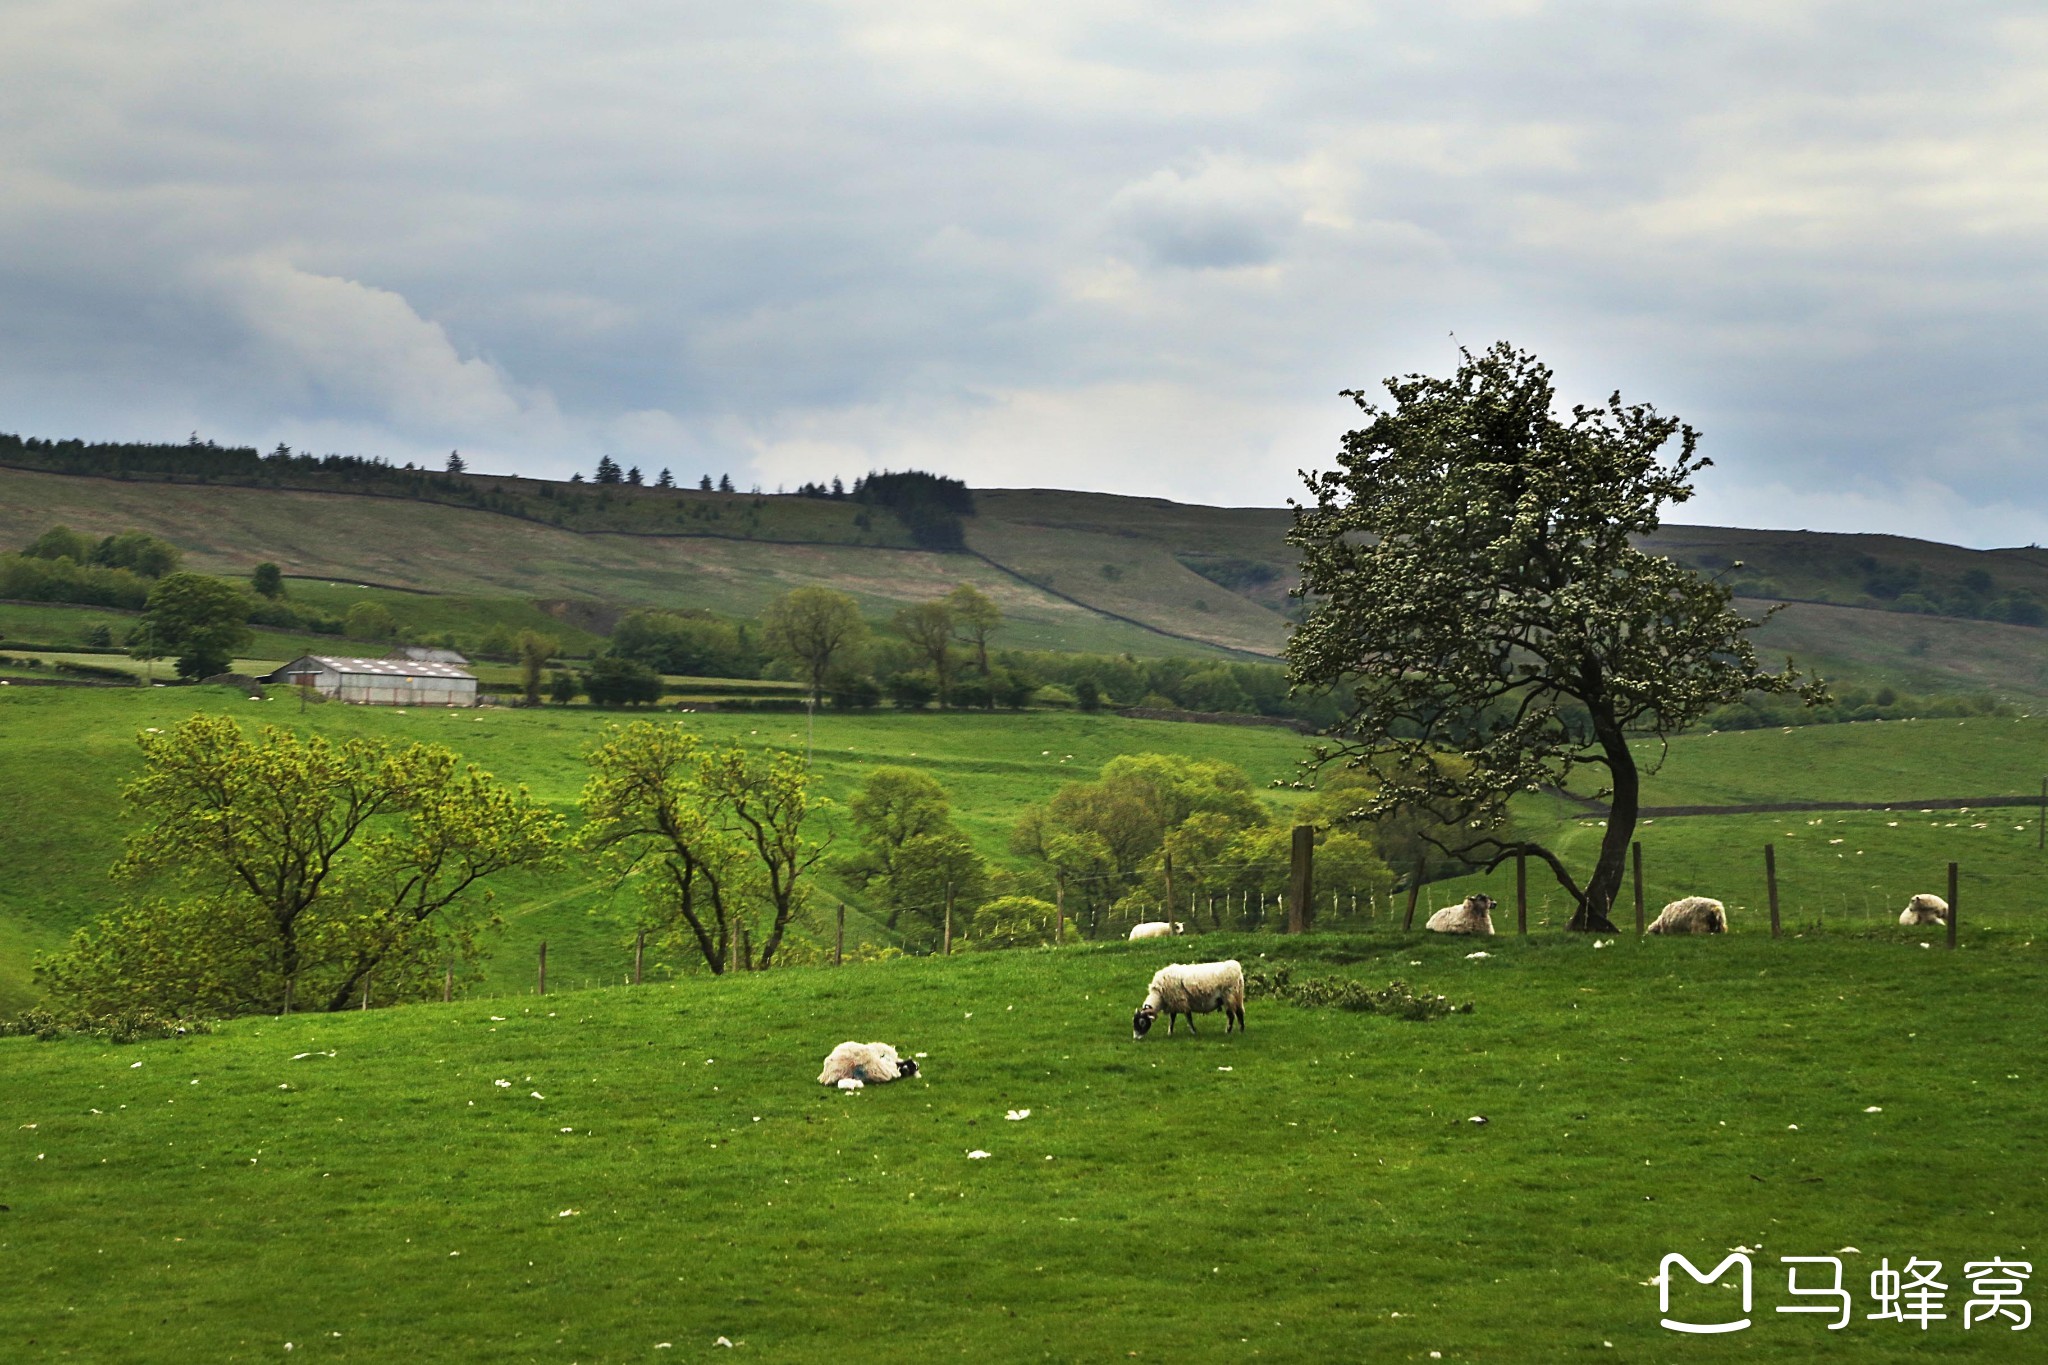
39, 718, 831, 1018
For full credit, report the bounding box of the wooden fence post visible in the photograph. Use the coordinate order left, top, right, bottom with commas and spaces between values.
1402, 856, 1425, 931
633, 929, 645, 986
538, 940, 548, 995
1632, 841, 1645, 935
443, 967, 452, 1004
361, 974, 370, 1011
282, 977, 293, 1016
1288, 825, 1314, 933
1765, 845, 1781, 939
943, 882, 953, 956
1162, 852, 1175, 929
1055, 878, 1066, 945
835, 903, 845, 965
1516, 852, 1528, 935
1948, 861, 1959, 950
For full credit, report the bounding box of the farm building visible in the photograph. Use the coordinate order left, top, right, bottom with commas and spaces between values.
388, 644, 470, 666
264, 655, 479, 707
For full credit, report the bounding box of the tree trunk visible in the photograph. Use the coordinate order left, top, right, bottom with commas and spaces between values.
1570, 711, 1636, 932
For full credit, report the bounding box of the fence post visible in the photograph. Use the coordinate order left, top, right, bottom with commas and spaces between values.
1162, 852, 1175, 928
361, 973, 370, 1011
1055, 878, 1066, 945
943, 882, 953, 956
443, 967, 452, 1003
634, 929, 645, 986
1402, 856, 1425, 931
282, 976, 293, 1016
1765, 845, 1781, 939
538, 940, 548, 995
1516, 852, 1528, 935
1948, 861, 1959, 950
1288, 824, 1314, 933
835, 903, 845, 965
1632, 841, 1645, 935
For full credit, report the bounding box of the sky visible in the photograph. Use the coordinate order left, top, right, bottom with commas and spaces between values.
2, 1, 2045, 545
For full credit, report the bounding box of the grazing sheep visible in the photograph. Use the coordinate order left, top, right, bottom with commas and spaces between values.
1133, 960, 1245, 1039
1899, 893, 1949, 926
817, 1041, 920, 1087
1128, 921, 1185, 940
1426, 894, 1497, 935
1646, 896, 1728, 935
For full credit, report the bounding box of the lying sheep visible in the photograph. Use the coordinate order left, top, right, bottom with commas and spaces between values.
1426, 894, 1496, 935
1899, 893, 1949, 926
1646, 896, 1728, 935
817, 1041, 920, 1087
1128, 921, 1185, 940
1133, 960, 1245, 1039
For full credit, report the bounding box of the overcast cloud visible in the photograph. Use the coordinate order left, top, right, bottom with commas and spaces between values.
2, 1, 2045, 544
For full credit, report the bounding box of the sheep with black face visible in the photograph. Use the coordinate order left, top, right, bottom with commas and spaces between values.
1132, 960, 1245, 1039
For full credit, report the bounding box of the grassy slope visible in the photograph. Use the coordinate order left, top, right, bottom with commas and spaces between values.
0, 468, 1242, 661
0, 688, 1319, 1012
2, 933, 2041, 1361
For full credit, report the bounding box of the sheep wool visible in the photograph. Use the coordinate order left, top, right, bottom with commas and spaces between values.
817, 1041, 920, 1087
1426, 894, 1496, 935
1127, 921, 1184, 940
1900, 893, 1950, 926
1133, 960, 1246, 1038
1646, 896, 1728, 935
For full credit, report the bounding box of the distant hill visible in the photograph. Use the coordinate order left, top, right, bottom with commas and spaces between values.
2, 460, 2044, 695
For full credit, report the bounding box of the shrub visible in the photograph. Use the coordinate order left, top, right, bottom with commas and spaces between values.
886, 671, 936, 710
1243, 964, 1472, 1020
827, 670, 882, 711
0, 1006, 213, 1044
582, 654, 664, 706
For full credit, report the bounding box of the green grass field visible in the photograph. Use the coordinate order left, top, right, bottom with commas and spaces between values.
3, 932, 2041, 1361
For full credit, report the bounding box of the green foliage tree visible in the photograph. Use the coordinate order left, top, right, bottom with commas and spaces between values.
610, 609, 756, 678
344, 599, 399, 641
835, 767, 983, 933
91, 530, 181, 577
579, 724, 825, 973
516, 630, 559, 705
1287, 342, 1824, 930
37, 716, 562, 1016
548, 669, 581, 705
946, 583, 1002, 692
134, 572, 253, 679
762, 587, 868, 706
1073, 677, 1102, 712
582, 654, 663, 706
250, 561, 286, 598
894, 600, 955, 704
24, 524, 95, 563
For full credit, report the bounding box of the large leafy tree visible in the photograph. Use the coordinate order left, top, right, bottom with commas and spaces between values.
579, 724, 825, 973
945, 583, 1002, 691
837, 766, 988, 936
762, 587, 868, 707
39, 717, 562, 1016
893, 600, 955, 705
1288, 342, 1822, 930
134, 572, 254, 679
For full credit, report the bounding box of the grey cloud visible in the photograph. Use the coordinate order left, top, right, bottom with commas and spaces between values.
0, 2, 2044, 539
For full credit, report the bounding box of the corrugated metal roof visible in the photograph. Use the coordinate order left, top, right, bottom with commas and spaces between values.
277, 655, 476, 680
388, 645, 471, 665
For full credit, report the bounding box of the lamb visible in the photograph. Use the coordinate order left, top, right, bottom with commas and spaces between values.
1646, 896, 1728, 935
1425, 894, 1496, 935
1132, 960, 1245, 1039
1899, 893, 1949, 927
1128, 921, 1185, 940
816, 1041, 920, 1087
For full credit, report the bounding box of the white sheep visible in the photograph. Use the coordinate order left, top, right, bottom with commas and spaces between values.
1425, 893, 1496, 935
1127, 921, 1185, 940
816, 1041, 920, 1087
1899, 893, 1949, 926
1133, 960, 1245, 1039
1646, 896, 1728, 935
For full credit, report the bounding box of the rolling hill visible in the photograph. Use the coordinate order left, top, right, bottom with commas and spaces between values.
4, 462, 2047, 694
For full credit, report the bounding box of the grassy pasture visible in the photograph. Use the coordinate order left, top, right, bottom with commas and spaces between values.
2, 933, 2042, 1361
